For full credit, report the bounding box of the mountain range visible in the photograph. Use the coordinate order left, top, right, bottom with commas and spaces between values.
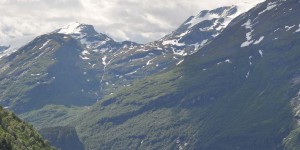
1, 0, 300, 149
0, 4, 249, 113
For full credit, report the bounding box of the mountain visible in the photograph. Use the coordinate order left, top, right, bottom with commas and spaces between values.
39, 126, 84, 150
61, 0, 299, 149
0, 4, 251, 113
0, 106, 54, 149
0, 34, 99, 112
157, 5, 238, 55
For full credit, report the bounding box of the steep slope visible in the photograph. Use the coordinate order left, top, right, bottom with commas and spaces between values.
39, 126, 84, 150
70, 0, 300, 149
0, 106, 54, 149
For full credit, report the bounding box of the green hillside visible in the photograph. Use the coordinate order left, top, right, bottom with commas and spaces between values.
0, 106, 54, 150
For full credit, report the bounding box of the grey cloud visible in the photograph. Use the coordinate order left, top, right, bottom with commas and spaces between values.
0, 0, 264, 44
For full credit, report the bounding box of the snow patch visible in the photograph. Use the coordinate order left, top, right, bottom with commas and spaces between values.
179, 30, 190, 37
125, 69, 140, 76
80, 38, 107, 49
102, 56, 108, 66
190, 39, 208, 54
246, 71, 250, 78
162, 39, 185, 46
259, 50, 263, 57
241, 40, 253, 47
39, 40, 51, 50
241, 19, 254, 47
184, 5, 243, 30
295, 24, 300, 33
225, 59, 232, 63
242, 19, 252, 29
136, 49, 149, 52
173, 49, 187, 56
199, 39, 208, 47
176, 59, 184, 66
274, 28, 281, 32
249, 56, 253, 66
31, 73, 41, 76
253, 36, 264, 44
214, 59, 231, 66
81, 50, 90, 55
80, 55, 90, 60
146, 58, 155, 66
185, 13, 218, 28
258, 2, 278, 15
58, 22, 84, 35
285, 25, 296, 31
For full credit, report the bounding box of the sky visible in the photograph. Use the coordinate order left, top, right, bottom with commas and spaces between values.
0, 0, 265, 44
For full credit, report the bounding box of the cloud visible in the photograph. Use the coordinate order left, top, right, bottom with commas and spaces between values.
0, 0, 265, 44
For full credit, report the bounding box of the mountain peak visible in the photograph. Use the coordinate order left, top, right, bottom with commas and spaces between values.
197, 5, 237, 18
57, 22, 98, 35
209, 5, 238, 17
185, 5, 238, 29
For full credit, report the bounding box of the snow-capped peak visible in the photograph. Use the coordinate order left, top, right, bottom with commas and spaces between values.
57, 22, 83, 34
184, 5, 238, 29
57, 22, 97, 35
158, 1, 266, 55
185, 0, 265, 30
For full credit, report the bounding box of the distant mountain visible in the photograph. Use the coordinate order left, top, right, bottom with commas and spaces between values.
0, 4, 252, 113
0, 45, 8, 52
0, 35, 35, 59
0, 106, 54, 149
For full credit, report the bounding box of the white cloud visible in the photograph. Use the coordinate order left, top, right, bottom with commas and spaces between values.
0, 0, 265, 44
